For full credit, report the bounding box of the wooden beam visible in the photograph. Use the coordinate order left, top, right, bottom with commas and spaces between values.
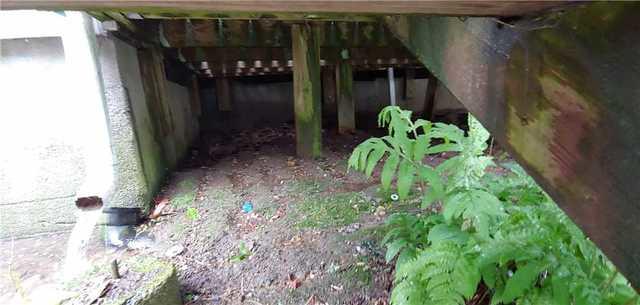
422, 71, 438, 120
386, 2, 640, 288
177, 46, 410, 65
336, 57, 355, 134
158, 20, 400, 48
292, 23, 322, 158
1, 1, 569, 17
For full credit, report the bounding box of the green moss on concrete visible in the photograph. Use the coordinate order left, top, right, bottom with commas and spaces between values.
63, 257, 180, 305
106, 257, 181, 305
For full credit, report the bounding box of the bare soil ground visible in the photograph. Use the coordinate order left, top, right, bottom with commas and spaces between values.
1, 124, 462, 305
144, 126, 404, 305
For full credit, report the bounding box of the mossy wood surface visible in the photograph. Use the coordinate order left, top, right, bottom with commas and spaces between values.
336, 59, 355, 134
292, 23, 322, 158
386, 2, 640, 288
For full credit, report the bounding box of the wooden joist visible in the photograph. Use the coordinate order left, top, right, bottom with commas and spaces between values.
0, 1, 568, 17
158, 19, 396, 48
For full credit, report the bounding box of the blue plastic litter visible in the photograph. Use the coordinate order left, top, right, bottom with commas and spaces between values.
242, 201, 254, 213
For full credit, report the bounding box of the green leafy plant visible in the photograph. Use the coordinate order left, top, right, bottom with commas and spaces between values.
229, 242, 251, 263
349, 106, 638, 305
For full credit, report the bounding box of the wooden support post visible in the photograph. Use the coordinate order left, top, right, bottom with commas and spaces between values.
215, 77, 232, 111
188, 75, 201, 117
322, 66, 337, 125
292, 23, 322, 158
422, 72, 438, 120
336, 58, 355, 134
402, 67, 415, 108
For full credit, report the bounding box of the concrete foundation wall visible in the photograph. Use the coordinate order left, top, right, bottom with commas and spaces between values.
165, 80, 198, 164
100, 36, 199, 210
0, 12, 199, 237
0, 35, 88, 237
200, 75, 463, 132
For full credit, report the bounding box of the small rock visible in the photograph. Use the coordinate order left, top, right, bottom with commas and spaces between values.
165, 244, 184, 257
294, 270, 308, 280
211, 295, 222, 304
375, 206, 387, 217
338, 223, 361, 234
355, 245, 370, 256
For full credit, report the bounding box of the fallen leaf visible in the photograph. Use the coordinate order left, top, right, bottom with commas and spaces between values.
287, 273, 303, 289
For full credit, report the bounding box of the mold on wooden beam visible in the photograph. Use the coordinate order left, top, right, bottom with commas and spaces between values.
292, 23, 322, 158
386, 2, 640, 288
157, 20, 399, 48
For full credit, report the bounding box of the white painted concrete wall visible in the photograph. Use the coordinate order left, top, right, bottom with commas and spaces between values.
0, 11, 113, 237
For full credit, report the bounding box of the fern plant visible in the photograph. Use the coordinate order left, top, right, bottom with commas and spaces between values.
349, 106, 638, 305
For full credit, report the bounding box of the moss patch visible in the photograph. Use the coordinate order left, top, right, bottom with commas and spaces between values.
294, 192, 369, 228
289, 178, 330, 195
342, 260, 373, 288
170, 177, 198, 208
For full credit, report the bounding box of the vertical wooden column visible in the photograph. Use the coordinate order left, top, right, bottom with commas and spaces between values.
423, 72, 439, 120
292, 23, 322, 158
336, 59, 355, 134
188, 75, 202, 117
322, 66, 337, 124
215, 77, 232, 111
402, 67, 416, 108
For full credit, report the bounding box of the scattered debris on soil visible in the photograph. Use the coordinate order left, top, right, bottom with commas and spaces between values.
1, 124, 487, 305
138, 125, 409, 305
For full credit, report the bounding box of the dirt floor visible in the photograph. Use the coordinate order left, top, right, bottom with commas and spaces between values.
1, 124, 455, 305
146, 125, 404, 305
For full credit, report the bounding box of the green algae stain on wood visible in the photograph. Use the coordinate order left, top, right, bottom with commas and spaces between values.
292, 24, 322, 158
336, 58, 355, 134
386, 3, 640, 288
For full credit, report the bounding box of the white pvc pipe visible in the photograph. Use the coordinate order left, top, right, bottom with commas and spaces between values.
387, 67, 396, 106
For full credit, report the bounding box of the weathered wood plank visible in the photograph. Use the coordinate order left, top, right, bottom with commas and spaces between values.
1, 1, 568, 17
386, 2, 640, 288
158, 20, 398, 48
292, 23, 322, 158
